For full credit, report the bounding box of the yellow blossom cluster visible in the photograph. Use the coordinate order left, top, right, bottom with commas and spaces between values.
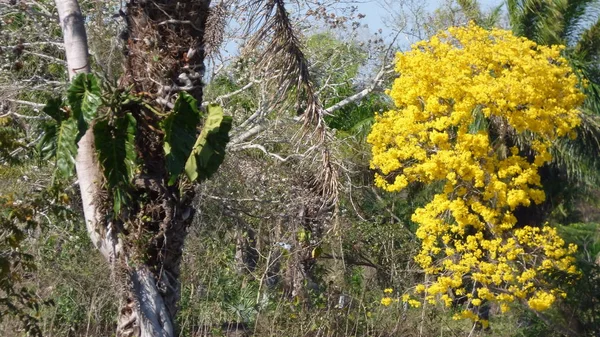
381, 297, 393, 306
368, 24, 584, 316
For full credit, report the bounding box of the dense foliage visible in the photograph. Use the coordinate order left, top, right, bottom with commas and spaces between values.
1, 1, 599, 336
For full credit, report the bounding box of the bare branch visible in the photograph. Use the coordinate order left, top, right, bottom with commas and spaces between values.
0, 110, 50, 120
201, 80, 257, 107
231, 143, 303, 162
23, 50, 67, 65
157, 19, 202, 32
5, 99, 46, 108
2, 41, 64, 49
324, 64, 393, 114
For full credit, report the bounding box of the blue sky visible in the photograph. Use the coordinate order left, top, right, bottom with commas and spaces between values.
217, 0, 506, 69
353, 0, 505, 47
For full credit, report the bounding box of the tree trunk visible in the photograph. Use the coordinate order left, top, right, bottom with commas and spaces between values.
55, 0, 89, 79
56, 0, 211, 336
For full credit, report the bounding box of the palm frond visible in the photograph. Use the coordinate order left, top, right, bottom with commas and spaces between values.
507, 0, 545, 41
245, 0, 325, 135
574, 16, 600, 62
550, 112, 600, 188
204, 1, 228, 58
559, 0, 599, 44
481, 4, 505, 29
566, 55, 600, 112
508, 0, 600, 46
244, 0, 338, 208
456, 0, 483, 23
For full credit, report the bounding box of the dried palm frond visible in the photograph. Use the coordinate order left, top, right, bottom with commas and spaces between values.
243, 0, 339, 209
204, 1, 228, 58
311, 147, 339, 208
245, 0, 325, 136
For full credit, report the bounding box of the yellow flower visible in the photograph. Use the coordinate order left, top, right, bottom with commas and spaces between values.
381, 297, 393, 306
528, 291, 556, 311
368, 23, 582, 320
384, 288, 394, 294
408, 299, 421, 308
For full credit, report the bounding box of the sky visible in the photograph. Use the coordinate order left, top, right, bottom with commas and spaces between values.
353, 0, 505, 48
214, 0, 506, 75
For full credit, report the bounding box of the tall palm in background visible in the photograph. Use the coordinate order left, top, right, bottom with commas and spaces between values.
506, 0, 600, 205
460, 1, 600, 334
461, 0, 600, 224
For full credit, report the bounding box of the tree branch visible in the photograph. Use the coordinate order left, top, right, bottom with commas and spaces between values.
5, 99, 46, 108
23, 51, 67, 65
201, 80, 257, 107
230, 143, 303, 162
324, 64, 392, 115
0, 110, 50, 120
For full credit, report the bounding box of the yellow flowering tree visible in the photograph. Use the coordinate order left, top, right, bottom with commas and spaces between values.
368, 24, 585, 320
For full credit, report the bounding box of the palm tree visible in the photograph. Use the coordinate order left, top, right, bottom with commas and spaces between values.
55, 1, 214, 336
506, 0, 600, 195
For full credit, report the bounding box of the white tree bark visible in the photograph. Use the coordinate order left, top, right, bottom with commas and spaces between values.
55, 0, 122, 263
130, 268, 175, 337
55, 0, 90, 78
76, 127, 122, 262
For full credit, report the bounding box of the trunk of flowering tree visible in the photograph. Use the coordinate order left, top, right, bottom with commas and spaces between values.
55, 0, 211, 336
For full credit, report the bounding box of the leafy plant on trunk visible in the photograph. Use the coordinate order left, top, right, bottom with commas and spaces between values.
40, 71, 232, 336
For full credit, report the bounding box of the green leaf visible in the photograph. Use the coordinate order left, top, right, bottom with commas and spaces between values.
37, 96, 79, 179
42, 97, 67, 122
54, 118, 78, 179
67, 73, 101, 140
162, 92, 203, 185
468, 106, 489, 134
94, 113, 138, 215
38, 124, 57, 161
38, 98, 67, 161
184, 104, 232, 182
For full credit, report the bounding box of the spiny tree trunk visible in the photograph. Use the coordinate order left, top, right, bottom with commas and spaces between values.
56, 0, 211, 336
117, 3, 209, 336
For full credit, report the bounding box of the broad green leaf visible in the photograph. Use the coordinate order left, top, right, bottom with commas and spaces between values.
162, 92, 203, 185
185, 104, 232, 182
38, 123, 57, 161
67, 73, 101, 139
94, 113, 138, 215
38, 98, 67, 161
53, 118, 78, 179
